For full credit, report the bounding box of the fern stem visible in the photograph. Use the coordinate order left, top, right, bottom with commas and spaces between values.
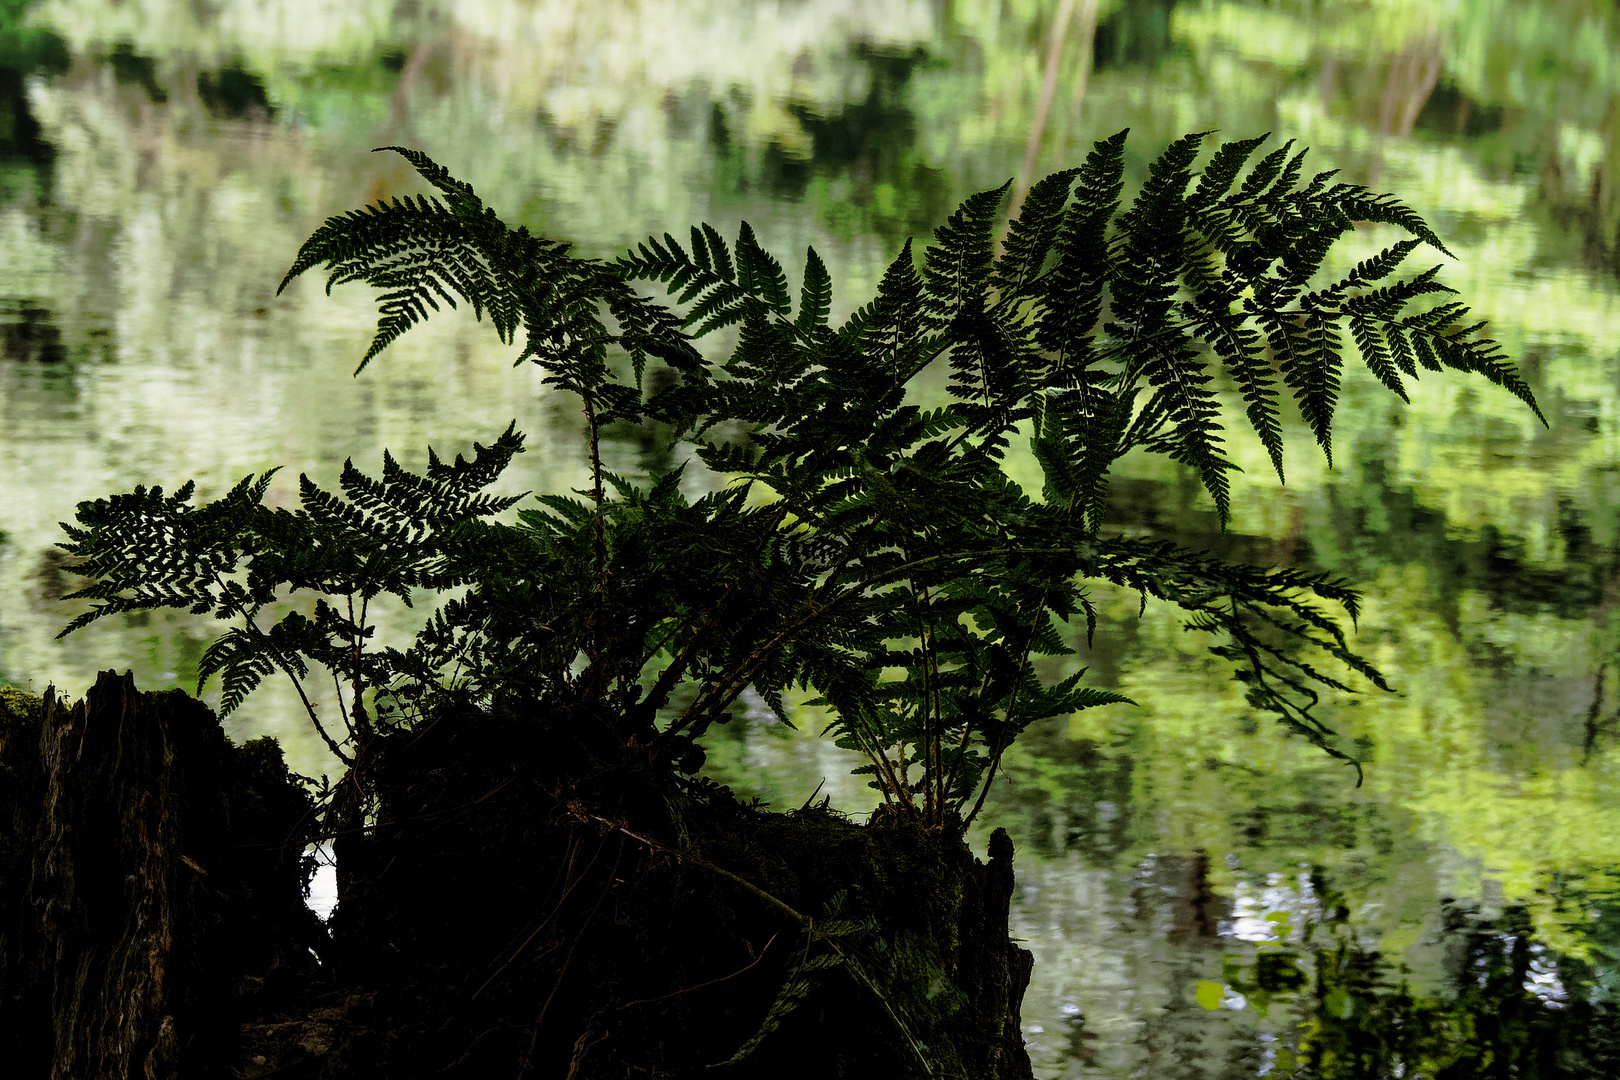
906, 577, 933, 825
292, 671, 353, 766
917, 580, 948, 827
894, 740, 915, 809
847, 714, 915, 822
330, 667, 348, 732
637, 506, 789, 725
639, 580, 737, 718
961, 596, 1047, 830
583, 394, 608, 699
212, 571, 353, 765
348, 593, 373, 738
663, 546, 1075, 747
939, 660, 998, 811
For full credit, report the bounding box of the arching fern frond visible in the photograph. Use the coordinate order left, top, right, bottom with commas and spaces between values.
280, 148, 568, 373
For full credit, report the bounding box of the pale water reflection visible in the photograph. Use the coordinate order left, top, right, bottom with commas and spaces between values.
4, 1, 1620, 1076
306, 841, 338, 923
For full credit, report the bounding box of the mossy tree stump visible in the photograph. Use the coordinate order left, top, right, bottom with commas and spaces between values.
0, 674, 1033, 1078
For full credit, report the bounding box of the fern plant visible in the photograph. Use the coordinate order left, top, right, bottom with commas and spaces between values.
59, 132, 1539, 831
58, 428, 529, 764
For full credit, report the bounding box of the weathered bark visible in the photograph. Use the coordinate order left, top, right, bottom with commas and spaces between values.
0, 671, 323, 1079
1, 675, 1034, 1079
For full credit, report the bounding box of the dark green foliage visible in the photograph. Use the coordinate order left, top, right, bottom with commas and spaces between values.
0, 0, 68, 77
59, 427, 527, 754
61, 132, 1539, 828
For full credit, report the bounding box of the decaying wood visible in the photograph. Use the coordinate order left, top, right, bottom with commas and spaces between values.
2, 674, 1033, 1078
0, 670, 321, 1079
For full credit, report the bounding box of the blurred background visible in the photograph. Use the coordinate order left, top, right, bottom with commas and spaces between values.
4, 0, 1620, 1075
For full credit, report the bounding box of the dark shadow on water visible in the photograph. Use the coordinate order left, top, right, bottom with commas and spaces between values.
1270, 890, 1620, 1079
776, 45, 927, 192
0, 301, 65, 364
197, 60, 276, 122
704, 42, 952, 244
1092, 0, 1184, 72
0, 0, 67, 180
1411, 80, 1506, 140
107, 42, 167, 104
1104, 449, 1617, 633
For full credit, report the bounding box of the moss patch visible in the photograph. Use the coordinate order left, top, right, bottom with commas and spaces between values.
0, 686, 41, 722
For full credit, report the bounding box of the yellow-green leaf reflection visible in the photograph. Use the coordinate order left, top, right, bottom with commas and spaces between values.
1194, 980, 1228, 1011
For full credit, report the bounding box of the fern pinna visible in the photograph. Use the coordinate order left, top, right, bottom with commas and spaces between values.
60, 133, 1538, 829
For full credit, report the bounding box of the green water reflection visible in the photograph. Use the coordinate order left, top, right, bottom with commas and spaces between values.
5, 1, 1620, 1074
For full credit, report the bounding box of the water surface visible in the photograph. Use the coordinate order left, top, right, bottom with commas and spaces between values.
4, 2, 1620, 1075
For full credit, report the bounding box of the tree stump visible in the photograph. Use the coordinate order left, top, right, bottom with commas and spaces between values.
271, 705, 1035, 1078
1, 676, 1033, 1078
0, 671, 322, 1079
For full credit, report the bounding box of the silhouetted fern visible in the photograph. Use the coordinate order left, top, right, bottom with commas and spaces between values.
62, 132, 1541, 829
